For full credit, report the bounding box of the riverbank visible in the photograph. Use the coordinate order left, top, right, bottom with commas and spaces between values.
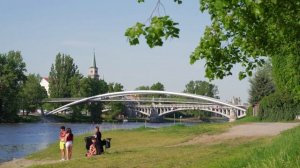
17, 114, 211, 123
1, 121, 300, 168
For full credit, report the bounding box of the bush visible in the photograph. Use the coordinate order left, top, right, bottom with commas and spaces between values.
246, 106, 253, 117
258, 91, 300, 121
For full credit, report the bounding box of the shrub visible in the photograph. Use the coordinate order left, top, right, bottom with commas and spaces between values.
258, 91, 300, 121
246, 106, 253, 117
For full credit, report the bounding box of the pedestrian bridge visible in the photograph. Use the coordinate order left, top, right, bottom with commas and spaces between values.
45, 90, 247, 122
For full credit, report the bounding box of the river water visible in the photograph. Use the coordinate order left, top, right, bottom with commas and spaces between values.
0, 122, 192, 163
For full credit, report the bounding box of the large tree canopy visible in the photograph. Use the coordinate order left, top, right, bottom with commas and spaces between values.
19, 74, 48, 115
190, 0, 292, 80
128, 0, 300, 101
49, 53, 80, 98
184, 80, 219, 98
78, 78, 108, 122
108, 82, 124, 92
0, 51, 26, 122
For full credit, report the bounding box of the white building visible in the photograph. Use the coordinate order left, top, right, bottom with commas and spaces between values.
40, 77, 50, 96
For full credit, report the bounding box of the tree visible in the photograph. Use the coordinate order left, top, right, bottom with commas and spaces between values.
128, 1, 300, 89
135, 85, 150, 90
48, 53, 80, 98
69, 74, 83, 97
0, 51, 26, 122
248, 63, 275, 105
19, 74, 48, 115
184, 80, 219, 98
126, 1, 181, 48
135, 82, 165, 98
183, 80, 219, 119
79, 78, 108, 122
135, 82, 165, 91
108, 82, 124, 92
107, 82, 125, 120
150, 82, 165, 91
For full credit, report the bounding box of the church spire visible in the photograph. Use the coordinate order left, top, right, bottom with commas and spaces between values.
93, 49, 97, 68
88, 49, 99, 80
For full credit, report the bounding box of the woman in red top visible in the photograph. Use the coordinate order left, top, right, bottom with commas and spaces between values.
65, 128, 74, 160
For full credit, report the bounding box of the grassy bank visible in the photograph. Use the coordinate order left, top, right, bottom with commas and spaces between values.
26, 121, 300, 168
27, 123, 231, 167
17, 115, 41, 122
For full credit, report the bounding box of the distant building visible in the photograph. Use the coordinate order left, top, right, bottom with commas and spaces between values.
228, 96, 242, 105
88, 51, 100, 80
40, 77, 50, 96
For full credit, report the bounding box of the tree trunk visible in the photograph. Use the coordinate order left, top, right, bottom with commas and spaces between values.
41, 106, 44, 116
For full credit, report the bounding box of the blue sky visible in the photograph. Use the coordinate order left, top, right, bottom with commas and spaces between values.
0, 0, 250, 103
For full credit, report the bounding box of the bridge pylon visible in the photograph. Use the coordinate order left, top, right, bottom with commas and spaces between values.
149, 107, 163, 122
229, 109, 237, 122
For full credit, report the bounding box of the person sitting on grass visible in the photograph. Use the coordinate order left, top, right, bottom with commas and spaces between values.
86, 137, 97, 157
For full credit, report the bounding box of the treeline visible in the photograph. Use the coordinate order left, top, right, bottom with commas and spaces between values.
0, 51, 122, 123
0, 50, 220, 123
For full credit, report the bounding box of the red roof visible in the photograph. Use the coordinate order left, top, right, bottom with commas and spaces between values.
43, 77, 49, 82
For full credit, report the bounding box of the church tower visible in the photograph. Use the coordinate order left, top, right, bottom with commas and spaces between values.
88, 51, 99, 80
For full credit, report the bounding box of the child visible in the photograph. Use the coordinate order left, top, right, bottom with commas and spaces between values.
59, 126, 66, 161
86, 137, 97, 157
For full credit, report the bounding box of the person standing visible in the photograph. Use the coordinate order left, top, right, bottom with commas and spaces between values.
94, 126, 103, 155
59, 126, 66, 161
65, 128, 74, 160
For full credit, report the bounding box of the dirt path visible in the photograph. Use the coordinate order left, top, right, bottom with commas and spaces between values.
174, 122, 300, 146
1, 122, 299, 168
0, 158, 58, 168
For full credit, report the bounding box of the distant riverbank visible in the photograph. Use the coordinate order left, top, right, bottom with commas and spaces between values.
14, 113, 221, 124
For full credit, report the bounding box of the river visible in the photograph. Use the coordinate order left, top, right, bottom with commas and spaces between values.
0, 122, 193, 163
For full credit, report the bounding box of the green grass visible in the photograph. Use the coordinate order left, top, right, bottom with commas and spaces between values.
27, 123, 231, 167
219, 125, 300, 168
236, 116, 261, 123
27, 122, 300, 168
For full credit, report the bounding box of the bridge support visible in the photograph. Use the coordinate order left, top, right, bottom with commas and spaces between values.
149, 108, 163, 122
229, 109, 237, 122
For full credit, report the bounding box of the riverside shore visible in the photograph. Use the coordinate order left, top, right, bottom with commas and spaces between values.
1, 121, 299, 168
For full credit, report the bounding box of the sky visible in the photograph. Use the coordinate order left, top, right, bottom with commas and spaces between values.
0, 0, 250, 103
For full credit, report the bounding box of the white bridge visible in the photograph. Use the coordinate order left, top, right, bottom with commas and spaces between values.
131, 104, 245, 119
45, 90, 247, 122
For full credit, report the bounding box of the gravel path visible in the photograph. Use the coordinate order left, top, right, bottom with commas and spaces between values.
175, 122, 300, 146
0, 159, 58, 168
